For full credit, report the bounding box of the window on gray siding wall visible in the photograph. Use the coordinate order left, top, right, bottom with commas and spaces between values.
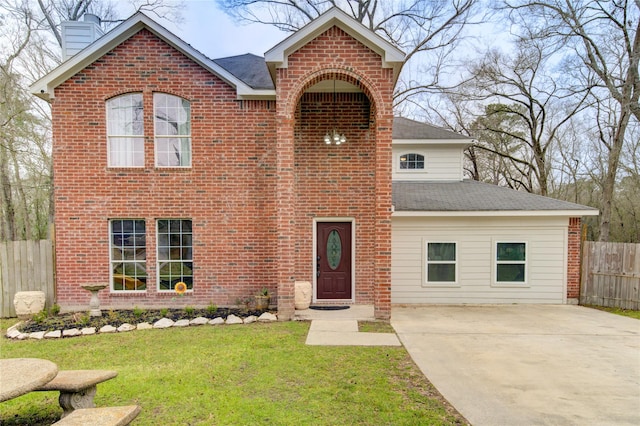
157, 219, 193, 291
399, 153, 425, 169
426, 242, 456, 283
496, 242, 527, 283
154, 93, 191, 167
110, 219, 147, 291
106, 93, 144, 167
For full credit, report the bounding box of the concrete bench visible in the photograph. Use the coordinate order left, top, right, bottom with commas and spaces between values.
52, 405, 141, 426
36, 370, 118, 417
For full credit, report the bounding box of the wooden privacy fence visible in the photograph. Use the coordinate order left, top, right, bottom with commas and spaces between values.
0, 240, 55, 318
580, 241, 640, 310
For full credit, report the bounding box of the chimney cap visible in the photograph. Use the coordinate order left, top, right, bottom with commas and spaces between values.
83, 14, 101, 25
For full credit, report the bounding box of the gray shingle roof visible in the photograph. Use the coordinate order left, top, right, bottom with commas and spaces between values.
393, 180, 598, 212
213, 54, 274, 90
392, 117, 471, 140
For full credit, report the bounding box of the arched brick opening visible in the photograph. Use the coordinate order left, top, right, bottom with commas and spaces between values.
276, 67, 393, 319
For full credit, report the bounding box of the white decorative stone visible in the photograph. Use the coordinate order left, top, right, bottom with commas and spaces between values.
99, 325, 117, 333
63, 328, 81, 337
81, 327, 96, 335
6, 328, 22, 339
295, 281, 312, 310
243, 315, 257, 324
190, 317, 209, 326
136, 322, 152, 330
117, 323, 136, 332
225, 314, 243, 325
45, 330, 61, 339
153, 318, 175, 329
209, 317, 225, 325
13, 291, 46, 319
174, 319, 190, 327
29, 331, 45, 340
258, 312, 278, 322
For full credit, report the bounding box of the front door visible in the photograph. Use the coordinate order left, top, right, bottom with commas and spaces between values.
316, 222, 352, 300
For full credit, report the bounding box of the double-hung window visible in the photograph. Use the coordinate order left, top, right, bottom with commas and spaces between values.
110, 220, 146, 291
154, 93, 191, 167
106, 94, 144, 167
157, 219, 193, 291
425, 242, 457, 284
495, 242, 527, 283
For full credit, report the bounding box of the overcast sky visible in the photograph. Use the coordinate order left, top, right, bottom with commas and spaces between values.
160, 1, 287, 59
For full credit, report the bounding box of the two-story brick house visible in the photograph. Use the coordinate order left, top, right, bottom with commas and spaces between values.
31, 8, 597, 320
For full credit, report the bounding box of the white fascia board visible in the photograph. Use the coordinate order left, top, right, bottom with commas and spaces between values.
392, 139, 473, 146
265, 8, 404, 70
30, 13, 263, 101
392, 210, 600, 217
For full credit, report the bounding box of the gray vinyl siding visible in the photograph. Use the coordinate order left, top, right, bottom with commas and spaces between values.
392, 145, 463, 181
391, 216, 568, 304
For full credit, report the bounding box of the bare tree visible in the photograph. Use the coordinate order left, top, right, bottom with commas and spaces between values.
216, 0, 480, 107
504, 0, 639, 240
463, 41, 589, 195
0, 0, 185, 240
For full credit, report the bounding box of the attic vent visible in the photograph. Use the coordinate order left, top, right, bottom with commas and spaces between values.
61, 14, 104, 60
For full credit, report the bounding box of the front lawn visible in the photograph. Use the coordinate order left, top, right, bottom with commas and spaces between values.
1, 321, 467, 425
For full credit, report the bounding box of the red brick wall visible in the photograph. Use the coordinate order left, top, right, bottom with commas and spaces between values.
273, 26, 395, 319
294, 92, 376, 303
52, 25, 395, 318
52, 29, 278, 310
567, 217, 582, 301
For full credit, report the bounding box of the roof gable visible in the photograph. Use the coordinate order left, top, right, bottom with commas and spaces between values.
30, 13, 275, 101
264, 7, 405, 82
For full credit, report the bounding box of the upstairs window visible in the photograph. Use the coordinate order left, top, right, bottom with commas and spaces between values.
106, 94, 144, 167
154, 93, 191, 167
495, 242, 527, 283
399, 153, 425, 170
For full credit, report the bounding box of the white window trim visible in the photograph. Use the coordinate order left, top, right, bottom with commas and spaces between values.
109, 219, 147, 293
153, 93, 192, 168
106, 93, 144, 168
423, 240, 459, 287
156, 219, 194, 293
397, 151, 426, 173
492, 240, 529, 287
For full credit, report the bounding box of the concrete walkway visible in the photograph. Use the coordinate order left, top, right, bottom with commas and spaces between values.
391, 305, 640, 426
296, 305, 401, 346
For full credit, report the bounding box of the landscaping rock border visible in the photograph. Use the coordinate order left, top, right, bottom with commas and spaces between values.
5, 312, 279, 341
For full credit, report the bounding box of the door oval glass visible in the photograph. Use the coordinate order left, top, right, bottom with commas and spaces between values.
327, 230, 342, 270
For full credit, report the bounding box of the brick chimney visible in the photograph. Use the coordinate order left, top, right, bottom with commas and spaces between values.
61, 14, 104, 60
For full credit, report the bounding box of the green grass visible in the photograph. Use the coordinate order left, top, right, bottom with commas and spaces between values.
584, 305, 640, 319
1, 321, 466, 425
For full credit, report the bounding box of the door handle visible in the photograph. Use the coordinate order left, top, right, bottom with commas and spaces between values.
317, 255, 321, 277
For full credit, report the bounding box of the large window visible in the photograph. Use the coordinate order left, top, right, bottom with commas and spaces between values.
157, 219, 193, 291
426, 242, 457, 284
110, 220, 146, 291
399, 153, 425, 170
154, 93, 191, 167
495, 242, 527, 283
106, 93, 144, 167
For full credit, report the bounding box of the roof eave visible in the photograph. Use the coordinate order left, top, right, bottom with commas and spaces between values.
30, 12, 263, 101
392, 210, 600, 217
393, 138, 473, 146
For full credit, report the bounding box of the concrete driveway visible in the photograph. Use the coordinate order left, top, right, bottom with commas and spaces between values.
391, 305, 640, 425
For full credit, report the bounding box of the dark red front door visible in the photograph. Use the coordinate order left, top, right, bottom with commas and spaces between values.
317, 222, 352, 300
